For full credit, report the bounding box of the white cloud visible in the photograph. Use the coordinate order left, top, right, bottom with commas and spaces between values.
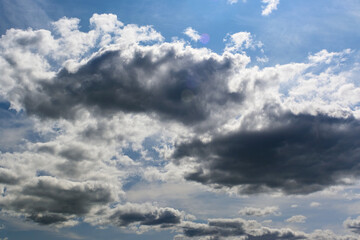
308, 49, 351, 64
183, 27, 201, 42
262, 0, 280, 16
256, 56, 269, 63
238, 206, 280, 216
286, 215, 307, 223
227, 0, 239, 4
224, 31, 263, 53
310, 202, 321, 208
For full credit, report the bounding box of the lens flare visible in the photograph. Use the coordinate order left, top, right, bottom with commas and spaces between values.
200, 33, 210, 44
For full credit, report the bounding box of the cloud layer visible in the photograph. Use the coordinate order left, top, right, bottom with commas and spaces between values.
0, 13, 360, 239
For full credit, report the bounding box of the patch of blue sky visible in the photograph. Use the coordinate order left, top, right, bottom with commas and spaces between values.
122, 174, 145, 191
63, 1, 360, 62
0, 102, 31, 152
121, 136, 169, 166
35, 170, 53, 177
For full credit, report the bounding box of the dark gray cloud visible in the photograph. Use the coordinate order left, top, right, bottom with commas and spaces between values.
108, 204, 182, 227
174, 112, 360, 194
27, 213, 68, 225
181, 218, 306, 240
1, 176, 114, 225
23, 46, 242, 125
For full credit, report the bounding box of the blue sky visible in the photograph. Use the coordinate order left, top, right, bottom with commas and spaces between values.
1, 0, 360, 239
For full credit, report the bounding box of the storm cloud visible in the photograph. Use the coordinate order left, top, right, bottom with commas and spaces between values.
22, 44, 244, 125
0, 176, 114, 226
174, 112, 360, 194
107, 203, 183, 227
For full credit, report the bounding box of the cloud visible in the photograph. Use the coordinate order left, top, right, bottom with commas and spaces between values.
0, 13, 360, 237
174, 112, 360, 194
224, 32, 263, 53
180, 218, 306, 240
106, 203, 182, 228
177, 218, 358, 240
227, 0, 279, 16
262, 0, 280, 16
227, 0, 239, 4
310, 202, 321, 208
0, 168, 20, 185
21, 43, 245, 125
184, 27, 201, 42
308, 49, 351, 64
286, 215, 307, 223
238, 206, 280, 217
344, 217, 360, 234
0, 176, 114, 227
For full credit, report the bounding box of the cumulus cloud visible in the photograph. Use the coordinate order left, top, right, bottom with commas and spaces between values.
344, 217, 360, 234
180, 218, 307, 240
0, 13, 360, 238
0, 168, 20, 185
21, 43, 244, 125
224, 32, 263, 53
84, 202, 187, 234
174, 112, 360, 194
0, 176, 114, 226
176, 218, 358, 240
238, 206, 280, 217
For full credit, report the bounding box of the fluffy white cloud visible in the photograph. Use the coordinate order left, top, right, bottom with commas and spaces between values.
224, 32, 263, 53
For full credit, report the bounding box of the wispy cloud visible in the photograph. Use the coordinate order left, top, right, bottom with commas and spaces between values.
238, 206, 280, 217
286, 215, 307, 223
262, 0, 280, 16
183, 27, 201, 42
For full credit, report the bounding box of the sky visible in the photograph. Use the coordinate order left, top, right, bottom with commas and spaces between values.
0, 0, 360, 239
